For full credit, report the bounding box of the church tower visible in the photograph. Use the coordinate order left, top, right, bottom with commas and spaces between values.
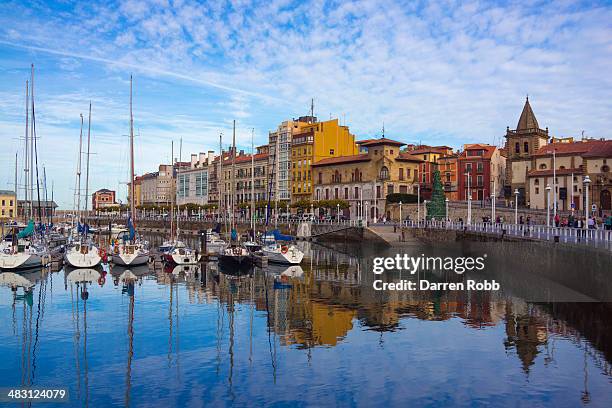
504, 97, 549, 204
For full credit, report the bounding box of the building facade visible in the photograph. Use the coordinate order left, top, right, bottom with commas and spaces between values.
291, 118, 359, 203
458, 144, 506, 201
0, 190, 17, 219
312, 138, 422, 221
140, 164, 175, 206
176, 152, 215, 206
437, 154, 459, 200
526, 139, 612, 213
269, 117, 313, 205
92, 189, 116, 210
405, 145, 454, 199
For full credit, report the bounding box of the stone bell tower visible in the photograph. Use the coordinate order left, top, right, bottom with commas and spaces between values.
504, 97, 549, 205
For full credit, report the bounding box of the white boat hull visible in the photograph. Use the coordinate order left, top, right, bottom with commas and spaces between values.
64, 247, 102, 268
111, 252, 149, 266
0, 252, 43, 270
263, 246, 304, 265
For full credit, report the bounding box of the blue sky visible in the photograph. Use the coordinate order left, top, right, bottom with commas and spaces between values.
0, 0, 611, 208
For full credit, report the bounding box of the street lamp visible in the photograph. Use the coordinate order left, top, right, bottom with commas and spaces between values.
514, 189, 520, 224
491, 179, 496, 222
399, 201, 402, 224
337, 203, 340, 222
545, 184, 551, 227
365, 201, 369, 227
417, 184, 420, 225
445, 198, 449, 221
584, 175, 591, 230
423, 199, 428, 221
465, 172, 471, 226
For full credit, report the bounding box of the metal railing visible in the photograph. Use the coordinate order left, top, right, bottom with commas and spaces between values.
400, 219, 612, 250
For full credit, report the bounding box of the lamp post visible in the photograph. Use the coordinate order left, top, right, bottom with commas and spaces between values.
445, 198, 449, 221
553, 148, 557, 219
491, 179, 496, 222
310, 203, 314, 217
337, 203, 340, 222
584, 175, 591, 230
465, 172, 471, 226
417, 184, 420, 225
365, 201, 369, 227
423, 199, 428, 221
399, 201, 402, 224
514, 189, 519, 224
545, 184, 551, 227
286, 203, 289, 223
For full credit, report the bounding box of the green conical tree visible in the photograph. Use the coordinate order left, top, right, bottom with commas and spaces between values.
426, 170, 446, 220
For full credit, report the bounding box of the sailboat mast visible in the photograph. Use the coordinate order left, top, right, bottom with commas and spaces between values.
177, 138, 182, 239
24, 80, 29, 221
30, 66, 35, 221
14, 152, 18, 210
129, 76, 136, 223
43, 166, 49, 225
85, 102, 92, 218
251, 128, 255, 234
76, 114, 84, 228
170, 140, 174, 239
219, 134, 226, 235
231, 120, 236, 232
31, 64, 43, 224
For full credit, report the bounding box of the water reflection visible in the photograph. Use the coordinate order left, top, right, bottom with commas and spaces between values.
0, 241, 611, 406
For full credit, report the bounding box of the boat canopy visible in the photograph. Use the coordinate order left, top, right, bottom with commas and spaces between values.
265, 229, 294, 242
17, 220, 34, 239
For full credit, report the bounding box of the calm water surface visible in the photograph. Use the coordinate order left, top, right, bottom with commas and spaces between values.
1, 239, 611, 407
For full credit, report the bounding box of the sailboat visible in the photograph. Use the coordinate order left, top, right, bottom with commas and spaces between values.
110, 76, 150, 267
243, 128, 262, 255
64, 107, 101, 268
218, 121, 251, 269
161, 140, 201, 265
1, 68, 47, 270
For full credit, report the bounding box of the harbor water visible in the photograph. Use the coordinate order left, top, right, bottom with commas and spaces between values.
1, 238, 611, 407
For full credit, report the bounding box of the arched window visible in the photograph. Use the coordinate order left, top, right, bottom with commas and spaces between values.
379, 166, 389, 180
524, 142, 529, 153
515, 142, 520, 153
534, 178, 539, 185
539, 163, 547, 169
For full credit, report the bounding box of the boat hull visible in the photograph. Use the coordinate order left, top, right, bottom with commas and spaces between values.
0, 253, 43, 270
64, 248, 102, 268
111, 252, 149, 266
263, 247, 304, 265
163, 253, 201, 265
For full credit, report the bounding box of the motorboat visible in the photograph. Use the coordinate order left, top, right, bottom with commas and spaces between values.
262, 243, 304, 265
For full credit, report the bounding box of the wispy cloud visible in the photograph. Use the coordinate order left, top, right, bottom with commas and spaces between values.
0, 0, 610, 207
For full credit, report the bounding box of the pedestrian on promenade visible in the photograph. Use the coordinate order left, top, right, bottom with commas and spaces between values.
588, 216, 596, 229
554, 214, 560, 227
605, 214, 612, 231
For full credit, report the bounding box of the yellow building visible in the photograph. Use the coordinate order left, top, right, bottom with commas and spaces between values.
291, 118, 358, 203
0, 190, 17, 220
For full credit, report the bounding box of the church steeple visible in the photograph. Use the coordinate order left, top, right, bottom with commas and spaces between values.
516, 96, 539, 131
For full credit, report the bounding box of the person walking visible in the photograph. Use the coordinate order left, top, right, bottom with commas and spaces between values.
554, 213, 560, 227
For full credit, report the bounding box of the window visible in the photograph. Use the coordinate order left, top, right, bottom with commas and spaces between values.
515, 142, 520, 153
539, 163, 547, 169
390, 150, 394, 155
477, 175, 483, 186
354, 187, 359, 198
399, 168, 404, 180
376, 185, 381, 198
330, 149, 335, 155
423, 155, 427, 160
477, 162, 483, 172
535, 187, 539, 194
195, 172, 208, 196
465, 163, 472, 172
318, 172, 322, 184
534, 178, 539, 185
524, 142, 529, 153
406, 169, 411, 177
446, 173, 451, 182
388, 185, 394, 194
379, 166, 389, 180
344, 187, 348, 199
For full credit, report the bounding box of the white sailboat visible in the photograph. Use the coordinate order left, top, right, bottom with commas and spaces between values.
1, 69, 46, 270
65, 108, 101, 268
111, 76, 150, 267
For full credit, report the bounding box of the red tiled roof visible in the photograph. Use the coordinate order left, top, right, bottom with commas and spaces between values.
311, 154, 370, 166
356, 137, 405, 147
396, 153, 424, 162
458, 144, 497, 160
406, 146, 450, 155
234, 152, 267, 164
533, 140, 612, 157
527, 168, 583, 177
